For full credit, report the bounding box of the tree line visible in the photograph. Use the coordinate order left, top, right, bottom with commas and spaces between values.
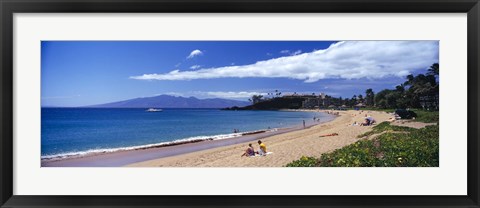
249, 63, 439, 110
374, 63, 438, 109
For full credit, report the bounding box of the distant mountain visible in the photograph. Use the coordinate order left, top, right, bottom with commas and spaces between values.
87, 95, 250, 108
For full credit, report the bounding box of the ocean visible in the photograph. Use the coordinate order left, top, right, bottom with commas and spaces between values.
41, 108, 335, 159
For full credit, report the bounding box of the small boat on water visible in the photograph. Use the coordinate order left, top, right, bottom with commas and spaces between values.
146, 108, 163, 112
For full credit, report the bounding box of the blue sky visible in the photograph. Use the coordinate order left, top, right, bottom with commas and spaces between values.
41, 41, 439, 107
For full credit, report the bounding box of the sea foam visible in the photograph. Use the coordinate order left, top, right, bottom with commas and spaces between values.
40, 129, 277, 161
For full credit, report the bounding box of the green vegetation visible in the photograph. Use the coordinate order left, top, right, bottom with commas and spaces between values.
413, 110, 439, 123
362, 108, 438, 123
374, 63, 439, 110
285, 156, 319, 167
223, 97, 306, 110
286, 122, 439, 167
228, 63, 439, 112
357, 121, 413, 138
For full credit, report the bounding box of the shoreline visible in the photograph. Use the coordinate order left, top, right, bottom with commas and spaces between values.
41, 129, 267, 162
42, 110, 336, 167
126, 110, 392, 167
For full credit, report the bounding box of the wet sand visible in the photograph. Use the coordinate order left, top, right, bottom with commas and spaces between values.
126, 110, 392, 167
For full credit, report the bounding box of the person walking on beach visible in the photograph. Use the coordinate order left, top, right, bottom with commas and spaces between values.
303, 120, 306, 128
257, 140, 267, 156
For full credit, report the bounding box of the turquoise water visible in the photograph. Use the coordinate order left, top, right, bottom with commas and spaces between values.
41, 108, 335, 159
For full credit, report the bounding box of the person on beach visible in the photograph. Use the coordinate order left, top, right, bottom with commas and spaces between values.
241, 144, 255, 157
360, 118, 371, 126
257, 140, 267, 156
303, 120, 306, 128
368, 117, 376, 125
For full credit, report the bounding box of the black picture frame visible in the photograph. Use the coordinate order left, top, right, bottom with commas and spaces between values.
1, 0, 479, 207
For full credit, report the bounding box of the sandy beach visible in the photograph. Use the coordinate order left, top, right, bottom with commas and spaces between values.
126, 110, 393, 167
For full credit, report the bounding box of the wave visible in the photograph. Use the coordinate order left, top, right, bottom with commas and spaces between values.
41, 128, 278, 161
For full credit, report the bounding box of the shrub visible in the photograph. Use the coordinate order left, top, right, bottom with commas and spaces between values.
413, 110, 439, 123
286, 123, 439, 167
358, 121, 414, 138
286, 156, 319, 167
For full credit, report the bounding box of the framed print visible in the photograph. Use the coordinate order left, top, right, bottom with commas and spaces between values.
1, 0, 479, 207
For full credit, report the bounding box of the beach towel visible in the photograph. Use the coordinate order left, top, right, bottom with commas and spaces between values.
248, 152, 273, 157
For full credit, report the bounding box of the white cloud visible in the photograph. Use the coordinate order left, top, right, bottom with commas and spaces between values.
190, 65, 201, 70
291, 50, 302, 56
280, 50, 290, 54
161, 92, 185, 97
156, 91, 265, 100
187, 49, 203, 59
205, 91, 265, 99
131, 41, 439, 83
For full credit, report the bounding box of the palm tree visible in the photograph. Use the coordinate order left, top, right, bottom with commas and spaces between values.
396, 84, 405, 93
365, 88, 375, 106
427, 63, 439, 76
250, 95, 264, 104
404, 74, 415, 86
357, 94, 364, 103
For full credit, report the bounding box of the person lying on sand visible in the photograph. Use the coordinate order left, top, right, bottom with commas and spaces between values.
319, 133, 339, 137
257, 140, 267, 156
241, 144, 255, 157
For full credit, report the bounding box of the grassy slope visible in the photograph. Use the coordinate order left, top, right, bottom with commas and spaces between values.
286, 121, 439, 167
362, 108, 438, 122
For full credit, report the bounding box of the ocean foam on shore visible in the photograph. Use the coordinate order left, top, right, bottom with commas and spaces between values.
41, 128, 278, 161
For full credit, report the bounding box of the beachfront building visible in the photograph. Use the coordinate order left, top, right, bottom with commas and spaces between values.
302, 97, 321, 109
355, 103, 366, 108
280, 92, 338, 109
419, 95, 439, 111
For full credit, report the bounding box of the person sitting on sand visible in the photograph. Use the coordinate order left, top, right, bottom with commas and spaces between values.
360, 118, 371, 126
241, 144, 255, 157
368, 117, 376, 125
257, 140, 267, 156
363, 115, 376, 125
